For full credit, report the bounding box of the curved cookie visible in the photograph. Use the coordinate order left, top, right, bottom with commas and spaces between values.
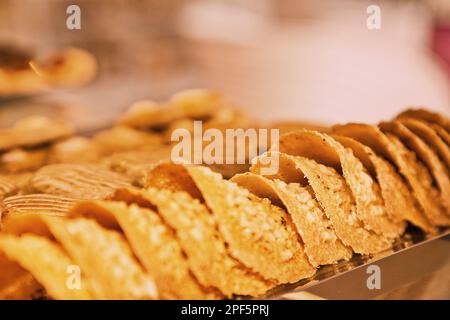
333, 123, 449, 227
119, 89, 221, 129
252, 152, 392, 255
397, 118, 450, 170
2, 194, 76, 216
278, 130, 402, 239
30, 164, 132, 199
431, 124, 450, 146
0, 148, 48, 173
42, 216, 158, 299
146, 163, 315, 284
380, 121, 450, 214
396, 108, 450, 133
103, 147, 172, 186
231, 172, 352, 267
387, 134, 450, 226
1, 194, 77, 235
72, 200, 213, 299
0, 117, 74, 152
113, 188, 273, 297
0, 234, 91, 299
92, 126, 163, 156
29, 48, 97, 88
48, 137, 102, 164
333, 135, 433, 232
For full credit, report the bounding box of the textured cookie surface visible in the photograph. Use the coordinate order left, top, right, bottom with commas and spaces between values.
279, 130, 403, 239
232, 172, 352, 267
72, 200, 211, 299
334, 135, 431, 232
333, 123, 449, 227
252, 152, 392, 255
30, 164, 132, 199
380, 121, 450, 215
0, 234, 91, 300
114, 188, 273, 297
43, 216, 158, 299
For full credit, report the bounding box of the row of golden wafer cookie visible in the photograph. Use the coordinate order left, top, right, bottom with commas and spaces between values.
0, 90, 449, 299
0, 118, 165, 173
0, 163, 315, 299
0, 90, 279, 299
0, 90, 264, 184
0, 126, 448, 300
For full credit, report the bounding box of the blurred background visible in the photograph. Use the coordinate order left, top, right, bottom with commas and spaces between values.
0, 0, 449, 130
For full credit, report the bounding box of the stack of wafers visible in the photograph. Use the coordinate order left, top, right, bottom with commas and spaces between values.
0, 89, 449, 299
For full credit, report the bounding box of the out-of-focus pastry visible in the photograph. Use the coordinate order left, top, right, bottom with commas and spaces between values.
0, 48, 97, 97
0, 116, 74, 152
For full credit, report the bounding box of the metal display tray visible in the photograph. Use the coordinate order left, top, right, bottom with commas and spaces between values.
267, 229, 450, 299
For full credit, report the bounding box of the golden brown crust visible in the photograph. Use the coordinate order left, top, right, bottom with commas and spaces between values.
29, 164, 132, 199
0, 234, 92, 299
0, 148, 48, 173
92, 126, 163, 156
1, 194, 77, 235
0, 117, 74, 152
386, 134, 450, 226
48, 137, 102, 164
334, 135, 433, 233
1, 193, 76, 216
187, 165, 316, 284
432, 124, 450, 146
28, 48, 97, 88
0, 272, 46, 300
146, 163, 204, 200
0, 175, 17, 199
0, 172, 33, 192
380, 121, 450, 215
396, 108, 450, 133
102, 147, 172, 186
146, 163, 315, 284
72, 200, 211, 299
279, 130, 403, 239
0, 48, 97, 97
232, 172, 352, 267
119, 90, 225, 129
333, 123, 450, 227
252, 152, 392, 255
43, 216, 158, 299
397, 118, 450, 170
113, 188, 273, 297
